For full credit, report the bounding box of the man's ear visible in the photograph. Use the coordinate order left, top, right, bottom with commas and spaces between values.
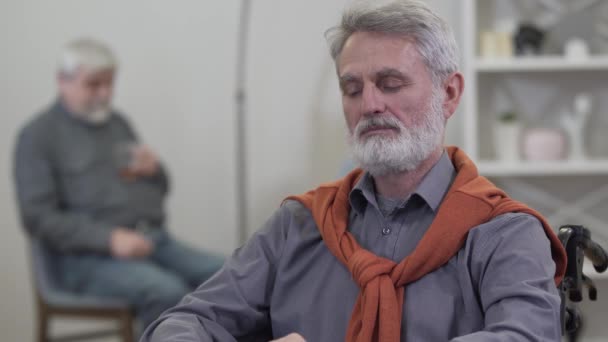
57, 71, 75, 94
441, 72, 464, 120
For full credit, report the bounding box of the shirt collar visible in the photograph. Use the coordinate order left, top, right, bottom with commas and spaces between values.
348, 150, 455, 214
415, 151, 455, 212
53, 98, 73, 118
349, 172, 377, 214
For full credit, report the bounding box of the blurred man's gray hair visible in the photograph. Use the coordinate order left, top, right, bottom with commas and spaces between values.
326, 0, 459, 85
58, 38, 117, 77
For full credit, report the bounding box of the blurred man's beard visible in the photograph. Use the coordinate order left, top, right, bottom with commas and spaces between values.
80, 101, 112, 125
347, 89, 445, 177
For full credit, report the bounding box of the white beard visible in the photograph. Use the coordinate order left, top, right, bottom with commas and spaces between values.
347, 89, 445, 177
86, 107, 112, 124
80, 102, 112, 125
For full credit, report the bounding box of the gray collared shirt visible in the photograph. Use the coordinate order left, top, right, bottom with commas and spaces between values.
143, 152, 561, 341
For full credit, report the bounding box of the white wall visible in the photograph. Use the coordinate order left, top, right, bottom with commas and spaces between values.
0, 1, 463, 340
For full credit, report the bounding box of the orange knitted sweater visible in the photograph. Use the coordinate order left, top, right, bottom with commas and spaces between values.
286, 146, 567, 342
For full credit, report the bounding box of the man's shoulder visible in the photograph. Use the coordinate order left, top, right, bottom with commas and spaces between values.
280, 199, 315, 226
264, 199, 318, 240
107, 110, 138, 136
18, 105, 60, 143
466, 212, 548, 253
471, 211, 543, 235
110, 110, 131, 125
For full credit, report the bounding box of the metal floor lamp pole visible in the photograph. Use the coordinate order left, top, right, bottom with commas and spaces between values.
235, 0, 252, 245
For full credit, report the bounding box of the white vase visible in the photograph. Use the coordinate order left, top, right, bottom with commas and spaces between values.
522, 128, 567, 161
494, 123, 521, 162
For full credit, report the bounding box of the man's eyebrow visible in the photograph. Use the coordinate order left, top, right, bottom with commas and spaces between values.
339, 68, 412, 87
376, 68, 407, 79
339, 73, 361, 84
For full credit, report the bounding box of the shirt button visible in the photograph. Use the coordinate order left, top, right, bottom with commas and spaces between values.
382, 227, 391, 235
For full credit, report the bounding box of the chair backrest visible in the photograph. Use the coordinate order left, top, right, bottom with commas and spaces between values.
29, 237, 64, 300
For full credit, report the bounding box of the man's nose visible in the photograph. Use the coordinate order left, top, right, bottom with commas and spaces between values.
360, 85, 386, 116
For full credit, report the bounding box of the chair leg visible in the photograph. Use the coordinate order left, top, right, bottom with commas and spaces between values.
37, 301, 49, 342
120, 311, 135, 342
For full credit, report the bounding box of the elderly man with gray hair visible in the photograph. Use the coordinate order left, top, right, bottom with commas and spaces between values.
142, 1, 566, 341
14, 38, 224, 333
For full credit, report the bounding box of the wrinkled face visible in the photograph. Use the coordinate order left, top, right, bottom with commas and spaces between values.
337, 31, 446, 175
58, 67, 115, 122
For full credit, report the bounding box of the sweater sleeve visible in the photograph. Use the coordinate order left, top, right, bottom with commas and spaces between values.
14, 124, 114, 253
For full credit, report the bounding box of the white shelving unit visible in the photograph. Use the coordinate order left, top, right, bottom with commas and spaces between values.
461, 0, 608, 175
477, 160, 608, 177
475, 56, 608, 72
461, 0, 608, 261
461, 2, 608, 338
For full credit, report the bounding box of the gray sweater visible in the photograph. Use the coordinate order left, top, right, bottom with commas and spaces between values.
14, 101, 169, 253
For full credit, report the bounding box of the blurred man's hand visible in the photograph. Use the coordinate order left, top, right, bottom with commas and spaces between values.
129, 145, 160, 177
270, 333, 306, 342
110, 228, 154, 259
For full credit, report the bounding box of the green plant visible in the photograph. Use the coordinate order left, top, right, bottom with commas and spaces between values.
499, 111, 517, 123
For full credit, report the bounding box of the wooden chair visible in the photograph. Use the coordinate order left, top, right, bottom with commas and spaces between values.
30, 237, 135, 342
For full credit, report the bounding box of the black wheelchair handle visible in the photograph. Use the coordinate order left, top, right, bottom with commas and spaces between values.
583, 239, 608, 273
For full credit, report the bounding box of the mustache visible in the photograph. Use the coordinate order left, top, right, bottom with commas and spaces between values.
354, 116, 402, 138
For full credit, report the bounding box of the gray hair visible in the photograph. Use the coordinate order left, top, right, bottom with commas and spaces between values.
58, 38, 117, 76
326, 0, 458, 85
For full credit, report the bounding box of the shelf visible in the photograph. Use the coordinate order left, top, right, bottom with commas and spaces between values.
474, 56, 608, 72
477, 160, 608, 177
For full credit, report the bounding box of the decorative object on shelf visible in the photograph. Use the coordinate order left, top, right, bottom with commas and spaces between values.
527, 0, 607, 55
585, 101, 608, 160
522, 127, 567, 161
494, 111, 521, 161
514, 23, 545, 55
480, 32, 509, 58
564, 38, 590, 60
479, 31, 497, 57
560, 93, 593, 160
480, 19, 515, 58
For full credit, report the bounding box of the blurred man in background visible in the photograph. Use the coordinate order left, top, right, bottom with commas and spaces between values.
13, 38, 224, 332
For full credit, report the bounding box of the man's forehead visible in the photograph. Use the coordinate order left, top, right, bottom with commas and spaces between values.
79, 67, 115, 79
337, 32, 421, 77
